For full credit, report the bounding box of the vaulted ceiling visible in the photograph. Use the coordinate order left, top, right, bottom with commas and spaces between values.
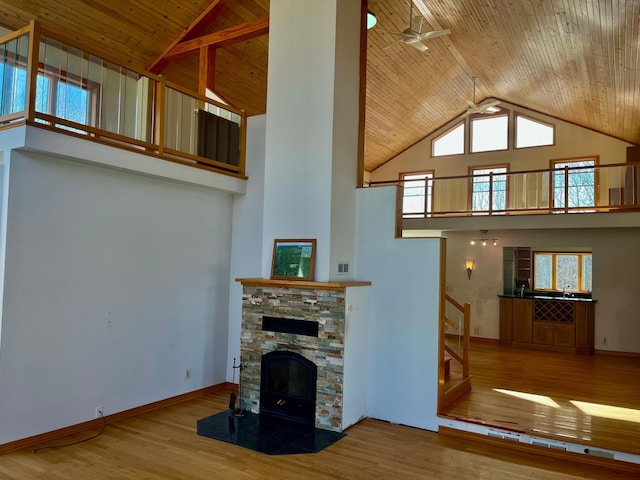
1, 0, 639, 173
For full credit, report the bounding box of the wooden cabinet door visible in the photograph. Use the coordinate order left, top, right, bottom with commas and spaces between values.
499, 298, 513, 341
532, 322, 553, 345
575, 302, 595, 353
554, 323, 576, 347
512, 299, 532, 343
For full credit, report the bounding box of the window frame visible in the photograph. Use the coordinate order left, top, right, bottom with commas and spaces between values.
550, 156, 599, 210
533, 251, 592, 294
400, 170, 435, 218
467, 164, 509, 214
514, 112, 555, 149
469, 110, 510, 154
1, 40, 101, 127
431, 121, 465, 158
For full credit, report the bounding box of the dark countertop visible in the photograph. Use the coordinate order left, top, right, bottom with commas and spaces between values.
498, 294, 596, 303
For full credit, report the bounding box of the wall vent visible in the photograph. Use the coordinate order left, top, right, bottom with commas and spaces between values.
487, 429, 521, 442
584, 448, 615, 459
337, 262, 349, 275
532, 439, 567, 450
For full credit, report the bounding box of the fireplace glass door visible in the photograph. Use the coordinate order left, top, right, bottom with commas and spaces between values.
260, 351, 317, 425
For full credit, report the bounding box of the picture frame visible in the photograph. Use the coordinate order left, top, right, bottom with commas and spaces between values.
270, 239, 317, 281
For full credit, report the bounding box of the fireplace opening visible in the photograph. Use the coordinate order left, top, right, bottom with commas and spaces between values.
260, 350, 317, 425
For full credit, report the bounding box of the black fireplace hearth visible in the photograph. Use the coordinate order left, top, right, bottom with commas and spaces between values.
197, 409, 345, 455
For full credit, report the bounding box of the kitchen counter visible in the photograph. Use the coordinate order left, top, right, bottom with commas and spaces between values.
499, 294, 596, 303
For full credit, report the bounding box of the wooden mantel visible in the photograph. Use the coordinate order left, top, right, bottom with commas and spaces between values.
236, 278, 371, 291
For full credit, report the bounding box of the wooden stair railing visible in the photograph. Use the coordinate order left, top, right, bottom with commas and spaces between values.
438, 293, 471, 411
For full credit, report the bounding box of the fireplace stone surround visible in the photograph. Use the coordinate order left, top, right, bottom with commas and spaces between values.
237, 278, 370, 432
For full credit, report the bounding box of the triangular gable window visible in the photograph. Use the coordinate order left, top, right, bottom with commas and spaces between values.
432, 122, 464, 157
516, 114, 554, 148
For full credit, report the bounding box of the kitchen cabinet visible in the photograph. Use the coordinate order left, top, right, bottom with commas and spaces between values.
498, 295, 595, 354
512, 298, 533, 343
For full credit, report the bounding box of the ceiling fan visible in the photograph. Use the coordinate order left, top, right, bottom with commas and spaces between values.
466, 78, 501, 115
376, 0, 451, 52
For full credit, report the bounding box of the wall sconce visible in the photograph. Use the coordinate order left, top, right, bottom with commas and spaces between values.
465, 259, 474, 279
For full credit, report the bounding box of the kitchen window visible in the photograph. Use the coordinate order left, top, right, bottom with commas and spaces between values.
533, 252, 592, 293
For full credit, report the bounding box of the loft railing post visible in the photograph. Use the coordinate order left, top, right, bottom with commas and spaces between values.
564, 166, 569, 213
463, 302, 471, 378
238, 110, 247, 177
155, 76, 166, 156
488, 171, 494, 215
25, 20, 40, 123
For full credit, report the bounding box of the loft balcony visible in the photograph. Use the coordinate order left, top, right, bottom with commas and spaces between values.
371, 163, 640, 234
0, 21, 246, 179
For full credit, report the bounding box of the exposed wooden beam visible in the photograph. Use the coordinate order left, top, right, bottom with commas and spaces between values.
165, 17, 269, 59
147, 0, 227, 74
199, 46, 217, 95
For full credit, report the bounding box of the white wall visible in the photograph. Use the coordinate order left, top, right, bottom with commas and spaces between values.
445, 228, 640, 353
227, 115, 266, 380
0, 146, 234, 445
342, 285, 370, 429
355, 186, 441, 430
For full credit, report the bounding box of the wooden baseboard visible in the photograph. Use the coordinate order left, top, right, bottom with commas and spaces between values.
595, 349, 640, 358
0, 383, 231, 455
439, 426, 640, 475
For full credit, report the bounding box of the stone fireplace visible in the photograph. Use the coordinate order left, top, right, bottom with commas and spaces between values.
237, 278, 370, 432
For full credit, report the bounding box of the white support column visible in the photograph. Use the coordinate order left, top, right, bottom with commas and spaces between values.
261, 0, 361, 281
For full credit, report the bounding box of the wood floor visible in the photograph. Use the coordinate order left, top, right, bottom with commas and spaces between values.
0, 390, 636, 479
441, 339, 640, 457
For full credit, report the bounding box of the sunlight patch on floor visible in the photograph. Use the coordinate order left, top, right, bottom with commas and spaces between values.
493, 388, 561, 408
570, 400, 640, 424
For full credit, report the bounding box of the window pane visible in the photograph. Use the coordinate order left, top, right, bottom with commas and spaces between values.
471, 116, 508, 153
556, 255, 578, 290
471, 167, 507, 213
402, 173, 433, 218
433, 123, 464, 157
516, 116, 554, 148
534, 254, 552, 289
582, 255, 592, 292
57, 82, 88, 125
554, 161, 595, 209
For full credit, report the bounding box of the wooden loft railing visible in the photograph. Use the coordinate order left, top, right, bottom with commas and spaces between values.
0, 21, 246, 178
439, 293, 472, 411
437, 237, 471, 412
371, 161, 640, 219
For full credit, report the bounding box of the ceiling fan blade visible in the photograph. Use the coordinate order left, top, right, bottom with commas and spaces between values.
411, 15, 423, 33
466, 100, 478, 108
482, 100, 501, 108
408, 41, 428, 52
418, 28, 451, 41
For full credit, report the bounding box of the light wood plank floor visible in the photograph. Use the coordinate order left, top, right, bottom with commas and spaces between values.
441, 340, 640, 456
1, 390, 637, 479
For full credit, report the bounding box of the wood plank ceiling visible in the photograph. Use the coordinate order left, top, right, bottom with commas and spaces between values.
0, 0, 638, 173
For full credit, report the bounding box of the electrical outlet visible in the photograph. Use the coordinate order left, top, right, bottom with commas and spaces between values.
185, 369, 191, 380
95, 405, 103, 418
473, 327, 480, 335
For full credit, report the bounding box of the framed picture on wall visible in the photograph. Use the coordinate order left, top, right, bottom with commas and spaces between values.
270, 239, 316, 281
